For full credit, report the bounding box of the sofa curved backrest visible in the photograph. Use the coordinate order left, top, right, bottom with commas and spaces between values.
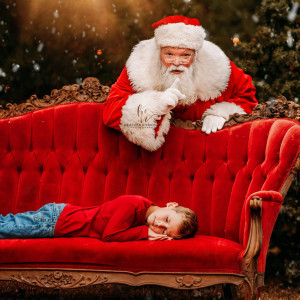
0, 102, 299, 245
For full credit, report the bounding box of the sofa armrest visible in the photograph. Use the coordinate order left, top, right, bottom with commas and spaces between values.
240, 191, 283, 276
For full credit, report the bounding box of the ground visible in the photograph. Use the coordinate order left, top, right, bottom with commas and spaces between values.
260, 278, 299, 300
0, 278, 299, 299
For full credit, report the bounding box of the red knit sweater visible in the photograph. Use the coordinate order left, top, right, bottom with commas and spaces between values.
54, 195, 153, 242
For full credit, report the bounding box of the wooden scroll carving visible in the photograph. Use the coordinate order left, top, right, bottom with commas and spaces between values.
10, 271, 108, 289
240, 196, 263, 300
1, 76, 299, 127
0, 77, 110, 119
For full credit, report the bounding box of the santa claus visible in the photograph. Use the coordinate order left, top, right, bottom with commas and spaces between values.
103, 15, 258, 151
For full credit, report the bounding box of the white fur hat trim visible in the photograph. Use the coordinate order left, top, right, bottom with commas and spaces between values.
154, 23, 206, 50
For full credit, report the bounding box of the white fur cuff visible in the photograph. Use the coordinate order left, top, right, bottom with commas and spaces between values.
120, 91, 171, 151
202, 102, 246, 121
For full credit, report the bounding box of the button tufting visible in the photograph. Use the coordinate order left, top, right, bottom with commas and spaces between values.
169, 173, 173, 180
190, 175, 194, 180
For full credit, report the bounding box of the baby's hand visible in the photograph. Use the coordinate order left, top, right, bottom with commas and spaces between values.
148, 227, 173, 241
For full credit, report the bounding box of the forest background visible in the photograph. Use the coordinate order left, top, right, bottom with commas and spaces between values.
0, 0, 299, 288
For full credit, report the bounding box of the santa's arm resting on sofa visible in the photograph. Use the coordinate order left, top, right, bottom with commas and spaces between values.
103, 68, 185, 151
239, 190, 283, 276
202, 62, 257, 134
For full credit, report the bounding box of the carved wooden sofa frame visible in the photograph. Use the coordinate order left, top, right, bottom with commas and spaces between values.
0, 77, 299, 300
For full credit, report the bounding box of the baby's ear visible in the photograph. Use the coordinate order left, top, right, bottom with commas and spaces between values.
166, 202, 179, 208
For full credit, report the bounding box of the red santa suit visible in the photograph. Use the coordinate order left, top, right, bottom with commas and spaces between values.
103, 16, 258, 151
54, 195, 153, 242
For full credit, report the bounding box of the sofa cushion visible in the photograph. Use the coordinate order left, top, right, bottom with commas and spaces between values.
0, 235, 243, 273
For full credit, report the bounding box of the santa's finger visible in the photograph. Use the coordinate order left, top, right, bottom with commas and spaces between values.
167, 93, 179, 103
168, 88, 186, 100
217, 119, 225, 130
170, 77, 180, 89
211, 121, 218, 133
202, 119, 208, 133
205, 122, 213, 134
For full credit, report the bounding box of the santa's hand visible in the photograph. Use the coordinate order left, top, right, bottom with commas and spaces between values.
148, 227, 173, 241
158, 78, 186, 115
202, 115, 226, 134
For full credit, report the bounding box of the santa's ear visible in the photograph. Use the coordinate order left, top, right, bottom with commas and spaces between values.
166, 202, 179, 208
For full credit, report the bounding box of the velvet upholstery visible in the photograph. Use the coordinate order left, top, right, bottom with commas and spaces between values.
0, 102, 299, 274
0, 236, 243, 273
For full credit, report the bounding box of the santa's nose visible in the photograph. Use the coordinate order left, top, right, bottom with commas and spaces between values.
172, 57, 181, 66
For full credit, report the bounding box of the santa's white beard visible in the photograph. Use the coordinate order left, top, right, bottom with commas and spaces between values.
155, 64, 197, 106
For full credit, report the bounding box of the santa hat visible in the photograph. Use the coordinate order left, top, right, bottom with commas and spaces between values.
152, 15, 206, 50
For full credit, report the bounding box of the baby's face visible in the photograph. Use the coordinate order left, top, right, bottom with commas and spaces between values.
147, 207, 183, 238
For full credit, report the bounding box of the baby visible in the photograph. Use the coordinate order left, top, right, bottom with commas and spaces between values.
0, 195, 198, 242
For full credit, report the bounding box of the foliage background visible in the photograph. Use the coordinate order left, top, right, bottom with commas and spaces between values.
0, 0, 299, 287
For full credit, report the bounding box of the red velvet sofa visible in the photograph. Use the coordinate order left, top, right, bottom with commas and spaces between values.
0, 78, 299, 300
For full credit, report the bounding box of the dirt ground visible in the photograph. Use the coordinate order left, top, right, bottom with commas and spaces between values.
0, 278, 299, 299
260, 279, 299, 300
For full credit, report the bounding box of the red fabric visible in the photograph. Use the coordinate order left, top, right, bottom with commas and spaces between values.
103, 62, 258, 132
0, 103, 299, 274
154, 117, 164, 137
152, 15, 201, 29
240, 191, 283, 273
0, 235, 243, 273
103, 67, 134, 130
54, 195, 153, 242
173, 62, 257, 119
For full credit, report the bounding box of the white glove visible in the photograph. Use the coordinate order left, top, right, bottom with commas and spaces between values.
202, 115, 226, 134
158, 78, 186, 115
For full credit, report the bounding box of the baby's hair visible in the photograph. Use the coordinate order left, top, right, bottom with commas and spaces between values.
172, 206, 198, 239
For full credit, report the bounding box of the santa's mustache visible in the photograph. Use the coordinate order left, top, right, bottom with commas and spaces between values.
166, 65, 188, 73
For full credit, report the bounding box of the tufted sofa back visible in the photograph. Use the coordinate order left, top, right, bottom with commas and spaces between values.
0, 103, 299, 243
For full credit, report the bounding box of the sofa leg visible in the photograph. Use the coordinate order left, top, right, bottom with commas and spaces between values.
225, 279, 257, 300
241, 196, 262, 300
235, 278, 259, 300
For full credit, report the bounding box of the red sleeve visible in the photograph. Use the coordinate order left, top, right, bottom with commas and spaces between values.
225, 62, 258, 114
103, 225, 149, 242
102, 202, 149, 242
103, 67, 135, 130
103, 66, 163, 136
